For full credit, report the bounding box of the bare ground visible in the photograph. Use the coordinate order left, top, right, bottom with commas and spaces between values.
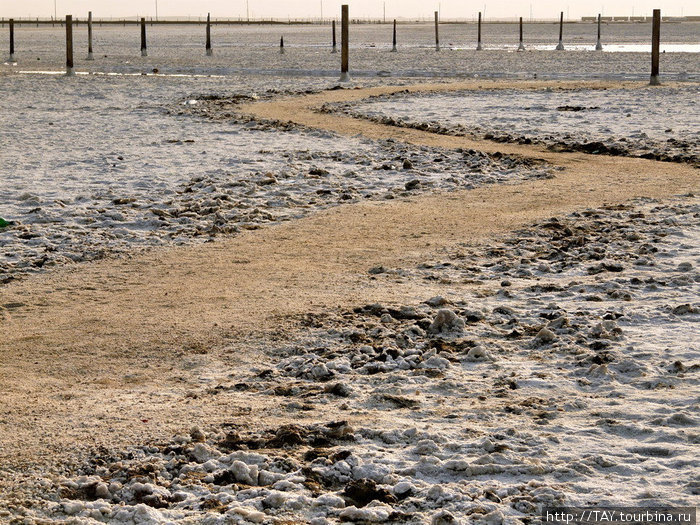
1, 80, 698, 489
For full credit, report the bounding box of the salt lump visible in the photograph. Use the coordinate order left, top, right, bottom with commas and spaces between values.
533, 327, 557, 345
428, 309, 465, 334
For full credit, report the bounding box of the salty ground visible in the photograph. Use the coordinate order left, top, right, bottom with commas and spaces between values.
1, 23, 699, 525
0, 76, 553, 284
325, 86, 700, 165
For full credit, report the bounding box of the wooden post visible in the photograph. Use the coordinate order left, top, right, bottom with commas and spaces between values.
206, 13, 212, 55
280, 35, 285, 54
140, 17, 147, 56
518, 16, 525, 51
87, 11, 94, 60
434, 11, 439, 51
595, 13, 603, 50
339, 4, 350, 82
66, 15, 74, 74
8, 18, 14, 61
476, 11, 483, 50
650, 9, 660, 85
556, 11, 564, 50
391, 19, 397, 52
331, 19, 337, 53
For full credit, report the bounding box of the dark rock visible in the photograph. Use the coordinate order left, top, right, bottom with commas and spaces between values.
266, 425, 306, 448
343, 478, 397, 507
387, 305, 425, 320
324, 382, 353, 397
380, 394, 420, 409
672, 304, 698, 315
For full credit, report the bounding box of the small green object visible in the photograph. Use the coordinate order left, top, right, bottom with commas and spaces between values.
0, 218, 11, 228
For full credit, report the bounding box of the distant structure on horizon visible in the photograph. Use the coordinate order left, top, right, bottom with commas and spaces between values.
1, 13, 699, 24
581, 15, 700, 22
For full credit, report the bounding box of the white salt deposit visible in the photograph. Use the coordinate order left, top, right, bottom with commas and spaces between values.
337, 86, 700, 161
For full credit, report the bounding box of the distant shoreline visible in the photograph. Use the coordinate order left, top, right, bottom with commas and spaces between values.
3, 17, 700, 26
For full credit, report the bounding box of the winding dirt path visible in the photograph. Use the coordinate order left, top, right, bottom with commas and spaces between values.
1, 81, 697, 475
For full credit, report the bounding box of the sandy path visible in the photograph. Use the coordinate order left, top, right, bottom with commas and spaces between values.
1, 80, 698, 475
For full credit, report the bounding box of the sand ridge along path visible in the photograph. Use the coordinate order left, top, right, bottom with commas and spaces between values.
0, 81, 698, 475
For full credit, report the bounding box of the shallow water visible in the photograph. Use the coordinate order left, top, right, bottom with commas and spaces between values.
2, 23, 698, 79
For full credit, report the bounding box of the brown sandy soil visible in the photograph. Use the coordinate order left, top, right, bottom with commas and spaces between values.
1, 80, 698, 492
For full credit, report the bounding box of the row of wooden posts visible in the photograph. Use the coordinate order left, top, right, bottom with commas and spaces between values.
6, 6, 663, 85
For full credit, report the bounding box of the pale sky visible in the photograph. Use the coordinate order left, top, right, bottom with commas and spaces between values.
3, 1, 693, 20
